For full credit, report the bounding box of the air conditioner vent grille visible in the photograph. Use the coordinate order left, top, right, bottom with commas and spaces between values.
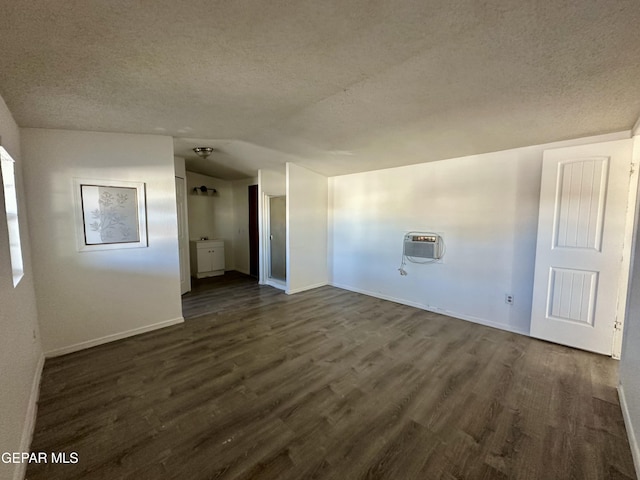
403, 233, 442, 259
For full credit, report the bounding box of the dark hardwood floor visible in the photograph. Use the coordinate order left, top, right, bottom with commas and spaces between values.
181, 271, 265, 319
27, 273, 636, 479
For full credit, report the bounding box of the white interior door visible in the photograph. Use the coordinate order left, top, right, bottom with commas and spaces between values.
175, 176, 191, 295
530, 140, 633, 355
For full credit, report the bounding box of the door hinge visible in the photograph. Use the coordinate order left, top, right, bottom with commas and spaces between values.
614, 320, 623, 331
631, 163, 636, 176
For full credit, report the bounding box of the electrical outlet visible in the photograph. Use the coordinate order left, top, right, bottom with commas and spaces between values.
505, 294, 514, 305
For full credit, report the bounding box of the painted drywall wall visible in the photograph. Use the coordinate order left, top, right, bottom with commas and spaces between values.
259, 168, 286, 197
258, 167, 286, 285
232, 177, 258, 275
329, 132, 630, 335
186, 171, 234, 269
0, 96, 43, 480
287, 163, 328, 293
21, 128, 183, 356
619, 134, 640, 474
174, 156, 186, 179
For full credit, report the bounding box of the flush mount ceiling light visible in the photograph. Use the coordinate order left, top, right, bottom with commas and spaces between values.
193, 147, 214, 159
193, 185, 217, 195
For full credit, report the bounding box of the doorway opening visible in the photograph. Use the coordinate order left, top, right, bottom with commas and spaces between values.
269, 195, 286, 282
261, 194, 286, 290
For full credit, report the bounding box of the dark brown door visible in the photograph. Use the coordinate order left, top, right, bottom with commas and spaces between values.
248, 185, 259, 277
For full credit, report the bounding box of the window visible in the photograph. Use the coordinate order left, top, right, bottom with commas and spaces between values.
1, 146, 24, 286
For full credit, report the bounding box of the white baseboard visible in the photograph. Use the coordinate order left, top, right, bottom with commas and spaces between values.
44, 317, 184, 358
266, 279, 286, 291
286, 282, 329, 295
14, 352, 45, 480
619, 384, 640, 477
329, 282, 529, 336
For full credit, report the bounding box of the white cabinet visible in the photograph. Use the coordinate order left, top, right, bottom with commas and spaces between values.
190, 240, 225, 278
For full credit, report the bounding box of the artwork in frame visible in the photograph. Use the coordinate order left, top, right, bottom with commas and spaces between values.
73, 178, 148, 251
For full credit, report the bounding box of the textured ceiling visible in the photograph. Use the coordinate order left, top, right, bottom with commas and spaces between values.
1, 0, 640, 179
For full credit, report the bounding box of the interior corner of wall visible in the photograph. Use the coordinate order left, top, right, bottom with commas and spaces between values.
632, 115, 640, 138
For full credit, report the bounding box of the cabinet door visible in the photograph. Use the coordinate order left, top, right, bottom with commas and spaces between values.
211, 247, 225, 271
197, 249, 212, 273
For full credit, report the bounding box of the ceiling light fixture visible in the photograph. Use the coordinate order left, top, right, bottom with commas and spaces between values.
193, 185, 217, 195
193, 147, 214, 159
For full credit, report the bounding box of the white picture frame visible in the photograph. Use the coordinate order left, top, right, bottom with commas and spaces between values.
73, 178, 148, 252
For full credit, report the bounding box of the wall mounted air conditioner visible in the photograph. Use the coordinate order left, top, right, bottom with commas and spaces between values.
403, 233, 442, 260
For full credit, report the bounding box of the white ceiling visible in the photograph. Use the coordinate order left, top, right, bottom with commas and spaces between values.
1, 0, 639, 179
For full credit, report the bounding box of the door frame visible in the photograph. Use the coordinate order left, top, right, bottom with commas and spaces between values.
260, 193, 286, 291
613, 141, 640, 357
175, 175, 191, 295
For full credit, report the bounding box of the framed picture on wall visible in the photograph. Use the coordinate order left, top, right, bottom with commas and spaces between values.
73, 178, 148, 252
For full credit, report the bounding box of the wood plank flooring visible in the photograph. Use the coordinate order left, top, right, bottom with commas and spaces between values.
27, 273, 637, 480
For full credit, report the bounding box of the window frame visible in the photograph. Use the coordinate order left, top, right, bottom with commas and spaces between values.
1, 146, 24, 287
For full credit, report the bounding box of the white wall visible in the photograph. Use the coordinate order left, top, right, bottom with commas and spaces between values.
259, 168, 286, 197
619, 133, 640, 475
287, 163, 328, 294
174, 156, 186, 178
21, 128, 183, 356
329, 132, 629, 335
186, 171, 234, 269
232, 177, 258, 275
0, 98, 43, 480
